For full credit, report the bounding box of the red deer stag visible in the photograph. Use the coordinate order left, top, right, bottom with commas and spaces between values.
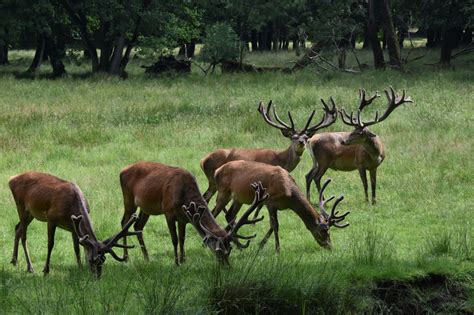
119, 161, 267, 265
9, 171, 139, 277
306, 87, 412, 204
200, 99, 337, 203
212, 160, 350, 251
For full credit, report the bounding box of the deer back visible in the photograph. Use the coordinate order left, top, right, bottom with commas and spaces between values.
9, 172, 94, 233
121, 161, 226, 236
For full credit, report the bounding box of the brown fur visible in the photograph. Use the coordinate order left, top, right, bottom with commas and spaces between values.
119, 161, 234, 265
306, 131, 385, 204
212, 160, 334, 251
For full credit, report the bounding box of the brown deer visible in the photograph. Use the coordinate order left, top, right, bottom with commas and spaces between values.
212, 160, 350, 252
119, 161, 267, 265
200, 99, 338, 203
306, 87, 413, 204
8, 171, 139, 277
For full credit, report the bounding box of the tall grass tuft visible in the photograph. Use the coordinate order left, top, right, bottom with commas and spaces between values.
350, 227, 396, 265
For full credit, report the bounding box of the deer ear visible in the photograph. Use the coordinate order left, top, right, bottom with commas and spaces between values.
280, 129, 293, 138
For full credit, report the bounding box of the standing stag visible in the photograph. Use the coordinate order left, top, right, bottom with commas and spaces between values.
212, 160, 350, 251
119, 161, 267, 265
306, 87, 413, 204
8, 172, 139, 277
200, 99, 337, 203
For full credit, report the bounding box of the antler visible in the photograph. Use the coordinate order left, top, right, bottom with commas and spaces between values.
318, 179, 350, 228
103, 213, 140, 250
71, 215, 95, 247
340, 87, 412, 128
183, 202, 219, 245
358, 88, 380, 111
258, 100, 296, 132
301, 97, 338, 135
225, 182, 269, 248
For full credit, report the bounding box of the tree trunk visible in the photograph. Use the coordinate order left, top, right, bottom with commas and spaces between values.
368, 0, 385, 68
109, 34, 125, 76
440, 28, 458, 65
0, 42, 8, 65
362, 24, 371, 49
45, 36, 66, 77
338, 49, 347, 69
251, 30, 258, 51
380, 0, 402, 69
272, 21, 279, 52
27, 38, 46, 73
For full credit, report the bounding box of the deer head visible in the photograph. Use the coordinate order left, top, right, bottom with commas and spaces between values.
183, 182, 268, 263
258, 99, 337, 154
71, 213, 141, 277
340, 87, 413, 146
311, 179, 350, 249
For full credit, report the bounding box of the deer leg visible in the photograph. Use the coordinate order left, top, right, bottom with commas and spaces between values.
203, 182, 217, 203
225, 201, 243, 223
177, 221, 186, 264
72, 232, 82, 267
269, 208, 280, 253
11, 222, 21, 266
120, 199, 137, 262
305, 165, 318, 200
358, 168, 369, 203
134, 210, 150, 261
212, 190, 231, 218
314, 165, 329, 195
166, 216, 179, 266
43, 223, 56, 275
259, 207, 277, 250
369, 169, 377, 205
20, 215, 34, 273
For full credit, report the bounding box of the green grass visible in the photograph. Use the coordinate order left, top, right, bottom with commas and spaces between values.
0, 48, 473, 313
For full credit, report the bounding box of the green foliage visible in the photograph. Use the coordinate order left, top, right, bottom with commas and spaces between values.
200, 22, 242, 64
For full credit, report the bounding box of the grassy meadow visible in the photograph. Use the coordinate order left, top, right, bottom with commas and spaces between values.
0, 48, 473, 314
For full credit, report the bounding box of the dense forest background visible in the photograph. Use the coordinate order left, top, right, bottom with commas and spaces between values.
0, 0, 472, 77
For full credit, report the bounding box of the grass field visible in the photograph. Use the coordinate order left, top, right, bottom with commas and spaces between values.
0, 48, 473, 314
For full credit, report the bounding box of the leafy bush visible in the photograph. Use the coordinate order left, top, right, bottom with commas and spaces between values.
200, 22, 243, 65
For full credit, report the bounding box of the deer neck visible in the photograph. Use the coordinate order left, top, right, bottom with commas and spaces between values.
290, 189, 322, 229
277, 143, 303, 172
361, 136, 384, 163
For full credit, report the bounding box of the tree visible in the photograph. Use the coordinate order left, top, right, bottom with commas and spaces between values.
379, 0, 402, 68
200, 22, 242, 73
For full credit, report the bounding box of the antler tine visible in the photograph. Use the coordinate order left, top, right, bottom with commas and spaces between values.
258, 100, 293, 131
365, 86, 413, 126
318, 178, 334, 218
358, 88, 380, 111
304, 97, 338, 134
103, 213, 139, 249
70, 215, 96, 247
287, 111, 295, 130
339, 108, 358, 126
301, 109, 316, 133
183, 202, 217, 240
328, 195, 350, 228
272, 104, 293, 130
226, 182, 269, 242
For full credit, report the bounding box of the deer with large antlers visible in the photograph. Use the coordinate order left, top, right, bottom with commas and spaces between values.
8, 171, 139, 277
200, 99, 337, 203
212, 160, 350, 251
119, 161, 267, 265
306, 87, 413, 204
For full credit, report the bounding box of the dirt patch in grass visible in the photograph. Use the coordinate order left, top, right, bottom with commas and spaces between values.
372, 273, 470, 314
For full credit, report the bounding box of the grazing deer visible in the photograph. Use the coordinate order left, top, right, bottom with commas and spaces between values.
8, 171, 139, 277
119, 161, 267, 265
306, 87, 413, 204
212, 160, 350, 251
200, 99, 337, 203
